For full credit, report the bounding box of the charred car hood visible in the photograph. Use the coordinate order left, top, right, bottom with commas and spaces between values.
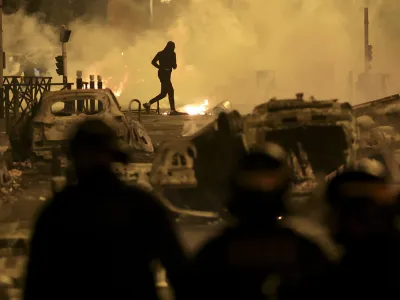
243, 98, 358, 178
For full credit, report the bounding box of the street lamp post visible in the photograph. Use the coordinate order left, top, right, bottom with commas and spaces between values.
0, 0, 4, 128
364, 7, 369, 73
149, 0, 153, 23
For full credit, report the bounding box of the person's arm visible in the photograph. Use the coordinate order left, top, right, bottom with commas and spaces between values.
172, 53, 177, 70
151, 53, 160, 69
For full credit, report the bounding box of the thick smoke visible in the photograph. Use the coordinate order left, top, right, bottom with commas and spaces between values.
3, 0, 400, 111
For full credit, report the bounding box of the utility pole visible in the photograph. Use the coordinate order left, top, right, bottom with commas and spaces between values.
57, 25, 71, 88
0, 0, 3, 124
364, 7, 369, 73
61, 25, 68, 86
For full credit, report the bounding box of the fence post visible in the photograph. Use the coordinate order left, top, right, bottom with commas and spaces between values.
76, 70, 83, 89
89, 75, 95, 112
97, 75, 102, 89
4, 86, 9, 134
97, 75, 103, 111
12, 85, 18, 122
76, 70, 83, 112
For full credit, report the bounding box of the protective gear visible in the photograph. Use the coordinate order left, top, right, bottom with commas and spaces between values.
326, 159, 390, 208
227, 143, 290, 224
326, 159, 397, 243
325, 160, 400, 300
193, 143, 335, 300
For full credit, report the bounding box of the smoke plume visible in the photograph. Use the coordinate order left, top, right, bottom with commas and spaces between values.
3, 0, 400, 111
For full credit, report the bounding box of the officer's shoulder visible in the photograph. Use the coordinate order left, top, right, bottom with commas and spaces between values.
282, 216, 342, 262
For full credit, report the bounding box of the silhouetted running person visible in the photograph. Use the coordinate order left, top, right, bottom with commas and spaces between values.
143, 41, 186, 115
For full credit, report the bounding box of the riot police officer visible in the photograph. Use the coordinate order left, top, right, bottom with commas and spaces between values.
191, 143, 335, 300
326, 159, 400, 299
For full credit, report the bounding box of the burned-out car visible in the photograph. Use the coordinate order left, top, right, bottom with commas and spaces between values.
243, 94, 358, 184
30, 88, 153, 159
353, 94, 400, 179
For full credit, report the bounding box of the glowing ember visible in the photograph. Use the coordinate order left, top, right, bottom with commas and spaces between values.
109, 73, 129, 97
180, 99, 209, 115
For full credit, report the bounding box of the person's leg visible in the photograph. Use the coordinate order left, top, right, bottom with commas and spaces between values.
143, 81, 167, 113
166, 81, 176, 111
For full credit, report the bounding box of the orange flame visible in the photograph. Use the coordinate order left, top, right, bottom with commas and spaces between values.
82, 70, 129, 97
163, 99, 209, 115
180, 99, 209, 115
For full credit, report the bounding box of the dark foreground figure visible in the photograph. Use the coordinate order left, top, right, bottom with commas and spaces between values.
326, 160, 400, 299
143, 41, 185, 115
23, 119, 189, 300
192, 144, 336, 300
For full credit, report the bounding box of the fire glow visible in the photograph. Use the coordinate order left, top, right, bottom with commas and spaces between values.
180, 99, 209, 115
103, 73, 129, 97
84, 51, 129, 97
82, 72, 129, 97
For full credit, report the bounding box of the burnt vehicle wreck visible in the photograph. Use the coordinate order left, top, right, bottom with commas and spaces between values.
12, 90, 400, 217
120, 94, 359, 214
244, 94, 358, 182
11, 88, 153, 161
353, 94, 400, 180
164, 93, 400, 214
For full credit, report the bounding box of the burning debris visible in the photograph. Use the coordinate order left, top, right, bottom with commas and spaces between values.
80, 72, 129, 97
181, 101, 233, 137
101, 72, 129, 97
83, 52, 130, 97
179, 99, 209, 115
161, 99, 209, 116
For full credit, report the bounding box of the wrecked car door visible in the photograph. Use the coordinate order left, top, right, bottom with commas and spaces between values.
353, 94, 400, 130
353, 94, 400, 179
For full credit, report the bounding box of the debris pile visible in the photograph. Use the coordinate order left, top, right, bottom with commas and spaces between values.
0, 161, 31, 204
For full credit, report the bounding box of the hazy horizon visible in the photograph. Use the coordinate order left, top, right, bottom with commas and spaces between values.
3, 0, 400, 112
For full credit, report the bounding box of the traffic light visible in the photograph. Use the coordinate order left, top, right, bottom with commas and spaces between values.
367, 44, 373, 62
55, 56, 64, 76
60, 26, 72, 43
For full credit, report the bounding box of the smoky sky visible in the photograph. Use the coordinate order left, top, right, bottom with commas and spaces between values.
4, 0, 400, 111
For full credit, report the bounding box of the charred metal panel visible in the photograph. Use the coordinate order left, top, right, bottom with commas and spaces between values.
352, 94, 400, 179
31, 88, 154, 159
353, 94, 400, 117
113, 162, 153, 189
150, 140, 197, 188
243, 96, 358, 178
